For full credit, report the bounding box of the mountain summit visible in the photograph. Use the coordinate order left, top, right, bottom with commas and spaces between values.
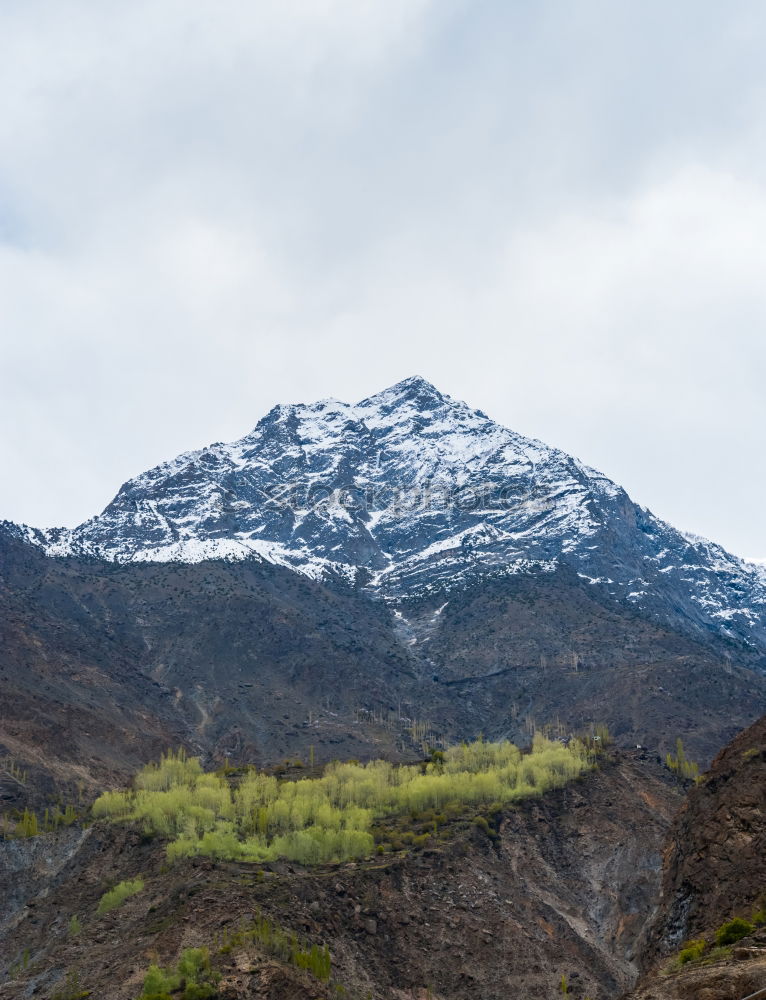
17, 377, 766, 654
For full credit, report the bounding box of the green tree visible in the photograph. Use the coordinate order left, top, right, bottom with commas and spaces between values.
18, 809, 38, 837
97, 878, 144, 915
665, 739, 700, 782
716, 917, 754, 946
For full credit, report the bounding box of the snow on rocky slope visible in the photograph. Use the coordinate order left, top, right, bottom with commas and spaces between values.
12, 376, 766, 653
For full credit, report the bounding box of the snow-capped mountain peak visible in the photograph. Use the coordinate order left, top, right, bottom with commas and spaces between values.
13, 378, 766, 653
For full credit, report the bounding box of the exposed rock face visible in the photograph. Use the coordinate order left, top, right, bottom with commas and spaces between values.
0, 827, 92, 940
623, 713, 766, 1000
625, 952, 766, 1000
12, 377, 766, 656
643, 713, 766, 961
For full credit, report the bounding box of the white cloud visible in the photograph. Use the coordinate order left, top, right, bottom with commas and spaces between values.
0, 1, 765, 558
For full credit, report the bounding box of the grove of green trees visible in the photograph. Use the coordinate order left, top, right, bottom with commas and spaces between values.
93, 735, 593, 865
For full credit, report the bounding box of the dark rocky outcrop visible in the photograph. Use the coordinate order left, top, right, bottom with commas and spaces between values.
645, 714, 766, 961
623, 713, 766, 1000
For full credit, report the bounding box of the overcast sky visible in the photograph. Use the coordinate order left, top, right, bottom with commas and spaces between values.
1, 1, 765, 558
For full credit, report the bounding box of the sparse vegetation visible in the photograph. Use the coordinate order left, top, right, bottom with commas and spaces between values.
97, 878, 144, 915
668, 912, 757, 971
352, 706, 445, 755
68, 915, 82, 937
51, 970, 91, 1000
677, 939, 706, 964
15, 809, 38, 837
93, 737, 593, 866
665, 738, 700, 782
136, 922, 331, 1000
9, 948, 31, 979
471, 814, 499, 843
218, 911, 331, 981
138, 947, 218, 1000
0, 803, 80, 839
592, 724, 612, 748
1, 756, 29, 785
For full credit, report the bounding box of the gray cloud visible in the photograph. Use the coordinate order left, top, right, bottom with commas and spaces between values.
1, 0, 765, 557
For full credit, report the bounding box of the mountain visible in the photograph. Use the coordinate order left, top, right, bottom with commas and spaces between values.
2, 380, 766, 999
15, 376, 766, 658
5, 515, 764, 808
3, 376, 765, 796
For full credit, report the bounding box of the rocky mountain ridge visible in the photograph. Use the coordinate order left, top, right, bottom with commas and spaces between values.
10, 377, 766, 657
